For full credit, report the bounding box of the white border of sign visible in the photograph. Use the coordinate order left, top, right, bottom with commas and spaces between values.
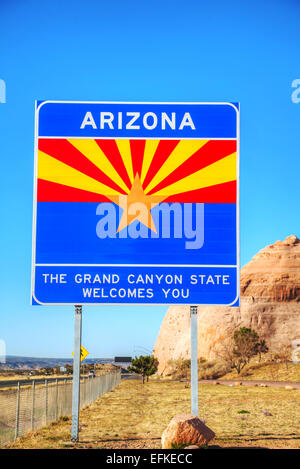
31, 101, 240, 306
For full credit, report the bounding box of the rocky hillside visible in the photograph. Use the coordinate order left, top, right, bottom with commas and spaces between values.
154, 235, 300, 375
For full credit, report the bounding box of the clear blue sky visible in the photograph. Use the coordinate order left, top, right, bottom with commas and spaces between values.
0, 0, 299, 358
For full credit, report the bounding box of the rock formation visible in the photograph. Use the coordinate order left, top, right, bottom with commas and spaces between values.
154, 235, 300, 374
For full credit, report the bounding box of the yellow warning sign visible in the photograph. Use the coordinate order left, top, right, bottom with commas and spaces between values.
72, 345, 89, 362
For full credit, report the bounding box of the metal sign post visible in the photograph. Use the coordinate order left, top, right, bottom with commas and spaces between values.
190, 305, 198, 416
71, 304, 82, 441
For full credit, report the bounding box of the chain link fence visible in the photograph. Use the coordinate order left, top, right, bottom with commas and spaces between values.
0, 371, 121, 447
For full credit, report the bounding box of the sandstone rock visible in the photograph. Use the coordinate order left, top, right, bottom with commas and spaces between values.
161, 414, 215, 449
154, 236, 300, 374
184, 445, 200, 449
285, 385, 295, 390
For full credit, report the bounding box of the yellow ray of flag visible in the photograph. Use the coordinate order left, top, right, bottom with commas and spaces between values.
38, 150, 122, 196
151, 152, 237, 197
115, 139, 134, 184
140, 139, 160, 184
145, 139, 208, 193
67, 138, 129, 193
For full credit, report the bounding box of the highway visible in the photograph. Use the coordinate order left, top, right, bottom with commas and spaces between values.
0, 372, 138, 389
0, 376, 74, 389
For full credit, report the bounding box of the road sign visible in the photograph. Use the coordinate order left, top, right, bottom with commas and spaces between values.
31, 101, 239, 306
114, 356, 132, 363
72, 344, 89, 362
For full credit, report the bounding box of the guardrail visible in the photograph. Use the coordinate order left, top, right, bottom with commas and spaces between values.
0, 371, 121, 447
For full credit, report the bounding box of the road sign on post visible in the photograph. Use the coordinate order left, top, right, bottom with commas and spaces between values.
32, 100, 240, 431
31, 101, 240, 307
72, 345, 89, 362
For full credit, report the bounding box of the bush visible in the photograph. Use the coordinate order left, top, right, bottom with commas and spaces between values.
167, 358, 191, 380
198, 360, 231, 380
128, 355, 158, 384
167, 357, 230, 380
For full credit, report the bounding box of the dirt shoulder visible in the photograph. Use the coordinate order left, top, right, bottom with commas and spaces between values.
204, 379, 300, 389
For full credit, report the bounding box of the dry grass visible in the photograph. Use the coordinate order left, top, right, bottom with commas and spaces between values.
0, 374, 38, 382
222, 362, 300, 382
4, 379, 300, 450
0, 377, 73, 393
0, 373, 69, 382
198, 360, 230, 380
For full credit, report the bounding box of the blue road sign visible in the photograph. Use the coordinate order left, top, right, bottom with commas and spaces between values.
32, 101, 239, 305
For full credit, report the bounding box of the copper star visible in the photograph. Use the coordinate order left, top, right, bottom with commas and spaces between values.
107, 174, 166, 234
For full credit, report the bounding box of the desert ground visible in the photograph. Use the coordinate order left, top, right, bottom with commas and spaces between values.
5, 377, 300, 450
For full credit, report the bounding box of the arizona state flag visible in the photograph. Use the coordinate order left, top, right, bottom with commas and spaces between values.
32, 102, 239, 306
